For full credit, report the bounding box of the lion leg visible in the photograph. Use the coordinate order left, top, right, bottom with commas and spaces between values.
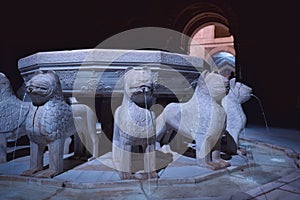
88, 130, 100, 161
112, 142, 121, 164
73, 131, 86, 159
88, 109, 99, 159
90, 135, 100, 161
112, 122, 121, 163
63, 136, 72, 155
37, 139, 64, 178
143, 143, 157, 179
196, 150, 219, 170
212, 138, 231, 169
212, 150, 231, 168
0, 134, 7, 163
196, 135, 221, 170
22, 141, 44, 176
135, 143, 157, 180
118, 144, 134, 180
156, 115, 168, 144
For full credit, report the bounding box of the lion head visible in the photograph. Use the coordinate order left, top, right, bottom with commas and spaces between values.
26, 70, 63, 106
123, 66, 154, 108
228, 78, 252, 103
198, 70, 229, 103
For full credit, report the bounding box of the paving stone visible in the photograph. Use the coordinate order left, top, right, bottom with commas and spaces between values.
246, 181, 285, 197
0, 180, 60, 200
1, 126, 300, 199
277, 171, 300, 183
229, 192, 255, 200
257, 189, 300, 200
50, 186, 147, 200
280, 178, 300, 194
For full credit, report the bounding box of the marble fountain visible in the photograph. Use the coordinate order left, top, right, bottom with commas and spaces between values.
0, 49, 299, 199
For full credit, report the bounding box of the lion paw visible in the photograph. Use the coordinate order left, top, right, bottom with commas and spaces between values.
149, 172, 158, 179
197, 159, 216, 170
207, 162, 222, 170
21, 169, 42, 177
216, 159, 231, 168
118, 172, 134, 180
197, 159, 222, 170
134, 172, 158, 180
35, 170, 59, 178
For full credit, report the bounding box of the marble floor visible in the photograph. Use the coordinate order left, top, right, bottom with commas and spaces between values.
0, 125, 299, 199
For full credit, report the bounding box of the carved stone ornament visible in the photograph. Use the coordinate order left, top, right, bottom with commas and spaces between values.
21, 70, 101, 177
0, 72, 30, 163
112, 66, 157, 180
221, 78, 252, 155
156, 70, 231, 170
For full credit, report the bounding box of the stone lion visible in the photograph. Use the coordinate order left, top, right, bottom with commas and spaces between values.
0, 72, 30, 163
221, 78, 252, 155
156, 70, 230, 170
22, 70, 100, 178
112, 66, 157, 180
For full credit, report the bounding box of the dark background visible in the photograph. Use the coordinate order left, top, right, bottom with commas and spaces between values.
1, 0, 299, 129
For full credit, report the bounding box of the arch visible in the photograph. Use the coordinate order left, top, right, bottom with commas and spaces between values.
188, 23, 235, 69
184, 14, 230, 39
178, 10, 230, 53
170, 2, 237, 76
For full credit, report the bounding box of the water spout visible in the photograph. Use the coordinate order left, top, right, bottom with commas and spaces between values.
12, 92, 28, 161
143, 89, 151, 194
250, 94, 270, 134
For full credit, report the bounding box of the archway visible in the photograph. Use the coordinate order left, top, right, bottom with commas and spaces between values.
171, 3, 236, 77
189, 24, 236, 78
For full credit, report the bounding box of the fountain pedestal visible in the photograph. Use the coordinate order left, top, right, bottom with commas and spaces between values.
18, 49, 206, 155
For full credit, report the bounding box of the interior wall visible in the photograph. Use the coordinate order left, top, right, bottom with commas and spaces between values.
1, 0, 299, 128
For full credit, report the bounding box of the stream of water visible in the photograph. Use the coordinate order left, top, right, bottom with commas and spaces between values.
250, 94, 270, 134
12, 92, 28, 161
143, 90, 156, 195
238, 93, 273, 199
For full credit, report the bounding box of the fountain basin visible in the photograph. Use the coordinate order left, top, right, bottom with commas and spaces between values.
18, 49, 206, 98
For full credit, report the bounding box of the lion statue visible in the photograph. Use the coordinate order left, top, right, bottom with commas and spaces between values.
221, 78, 252, 155
156, 70, 230, 170
22, 70, 100, 178
0, 72, 30, 163
112, 66, 157, 180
